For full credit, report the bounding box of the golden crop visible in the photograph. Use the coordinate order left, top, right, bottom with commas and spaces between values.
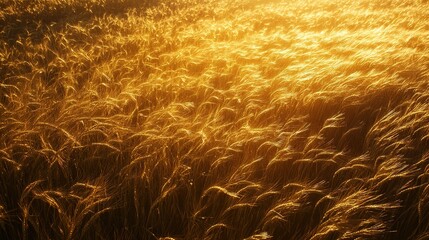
1, 0, 429, 239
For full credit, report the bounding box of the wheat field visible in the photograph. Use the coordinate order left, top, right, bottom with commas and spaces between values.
1, 0, 429, 239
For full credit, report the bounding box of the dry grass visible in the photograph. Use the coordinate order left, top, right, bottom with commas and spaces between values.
1, 0, 429, 239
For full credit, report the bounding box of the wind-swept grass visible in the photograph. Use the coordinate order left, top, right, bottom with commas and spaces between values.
1, 0, 429, 239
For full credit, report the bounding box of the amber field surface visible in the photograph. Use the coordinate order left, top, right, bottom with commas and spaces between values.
1, 0, 429, 239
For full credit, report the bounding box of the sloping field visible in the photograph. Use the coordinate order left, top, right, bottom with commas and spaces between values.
1, 0, 429, 239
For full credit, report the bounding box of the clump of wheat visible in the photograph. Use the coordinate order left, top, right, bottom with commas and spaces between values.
1, 0, 429, 239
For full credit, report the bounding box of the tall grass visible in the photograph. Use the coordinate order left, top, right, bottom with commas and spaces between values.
1, 0, 429, 239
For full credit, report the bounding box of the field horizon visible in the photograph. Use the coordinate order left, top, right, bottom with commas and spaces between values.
1, 0, 429, 239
